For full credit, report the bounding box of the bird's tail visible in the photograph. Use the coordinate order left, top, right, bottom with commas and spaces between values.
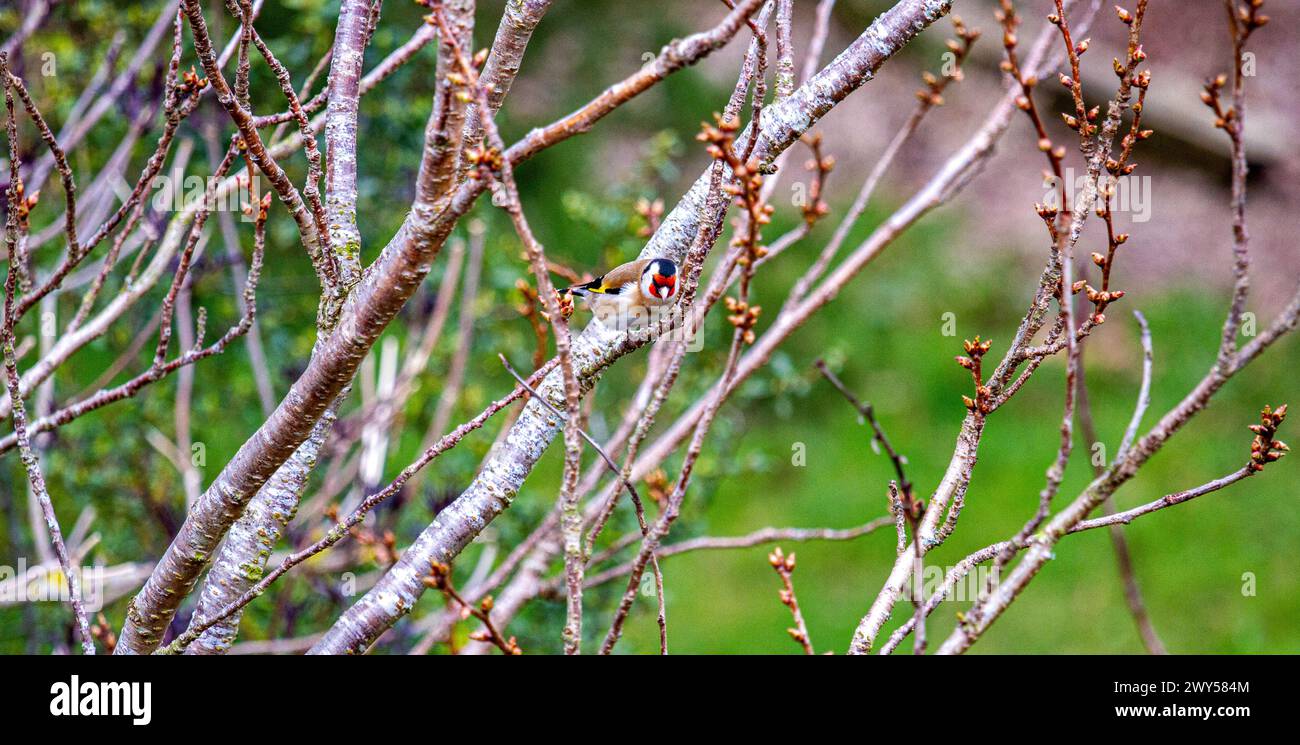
562, 278, 600, 297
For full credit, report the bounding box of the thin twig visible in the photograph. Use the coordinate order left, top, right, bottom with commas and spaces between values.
768, 547, 814, 654
2, 60, 94, 653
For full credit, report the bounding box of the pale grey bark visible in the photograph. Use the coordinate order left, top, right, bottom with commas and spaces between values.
311, 0, 957, 655
183, 400, 342, 654
114, 0, 478, 654
323, 0, 370, 286
460, 0, 553, 161
181, 2, 377, 655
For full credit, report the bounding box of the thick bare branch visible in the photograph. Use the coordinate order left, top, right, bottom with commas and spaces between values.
313, 0, 958, 655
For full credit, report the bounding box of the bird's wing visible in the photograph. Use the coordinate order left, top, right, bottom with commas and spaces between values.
598, 259, 649, 290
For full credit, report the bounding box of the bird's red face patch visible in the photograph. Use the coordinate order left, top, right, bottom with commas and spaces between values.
652, 273, 676, 298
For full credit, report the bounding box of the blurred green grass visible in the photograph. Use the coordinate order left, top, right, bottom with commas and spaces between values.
587, 223, 1300, 654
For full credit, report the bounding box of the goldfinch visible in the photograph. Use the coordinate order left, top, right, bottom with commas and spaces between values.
562, 257, 680, 327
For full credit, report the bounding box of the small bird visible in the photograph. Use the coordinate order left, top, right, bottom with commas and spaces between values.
562, 257, 680, 327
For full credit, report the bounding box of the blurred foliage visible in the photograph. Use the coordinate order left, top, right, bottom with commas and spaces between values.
1, 1, 1296, 654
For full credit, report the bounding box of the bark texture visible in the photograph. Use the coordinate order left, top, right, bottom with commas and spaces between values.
311, 0, 956, 655
114, 0, 477, 654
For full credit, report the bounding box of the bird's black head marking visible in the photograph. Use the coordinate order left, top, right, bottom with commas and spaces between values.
642, 258, 680, 301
